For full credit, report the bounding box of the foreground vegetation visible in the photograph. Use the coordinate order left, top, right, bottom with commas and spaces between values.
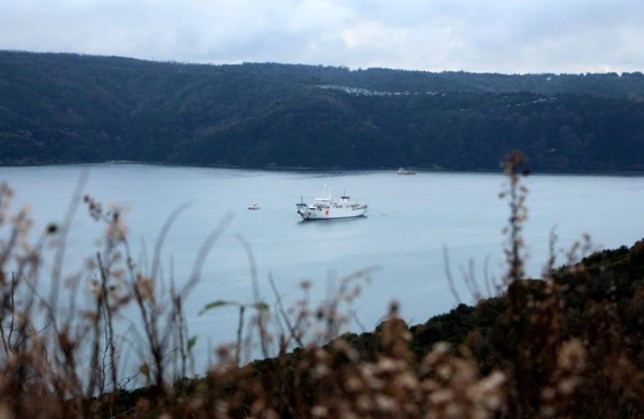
2, 51, 644, 171
0, 153, 643, 417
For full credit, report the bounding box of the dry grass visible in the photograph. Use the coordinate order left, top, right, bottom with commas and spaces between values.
1, 152, 643, 418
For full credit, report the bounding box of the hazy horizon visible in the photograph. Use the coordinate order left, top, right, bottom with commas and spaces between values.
4, 49, 643, 76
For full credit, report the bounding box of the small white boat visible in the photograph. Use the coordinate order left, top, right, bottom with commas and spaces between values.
397, 167, 416, 175
296, 186, 367, 221
248, 203, 260, 210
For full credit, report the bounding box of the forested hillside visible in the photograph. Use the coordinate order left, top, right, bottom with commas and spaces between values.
1, 51, 644, 170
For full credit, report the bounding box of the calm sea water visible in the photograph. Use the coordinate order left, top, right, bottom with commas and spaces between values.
1, 163, 643, 368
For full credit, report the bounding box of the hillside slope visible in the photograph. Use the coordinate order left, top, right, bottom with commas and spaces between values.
2, 51, 644, 170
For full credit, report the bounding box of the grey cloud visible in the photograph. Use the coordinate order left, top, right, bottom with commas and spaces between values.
0, 0, 642, 73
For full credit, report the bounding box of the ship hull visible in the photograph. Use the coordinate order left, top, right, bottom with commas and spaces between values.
297, 206, 367, 221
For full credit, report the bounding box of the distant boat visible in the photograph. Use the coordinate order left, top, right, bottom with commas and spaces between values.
296, 186, 367, 221
248, 203, 260, 210
397, 167, 416, 175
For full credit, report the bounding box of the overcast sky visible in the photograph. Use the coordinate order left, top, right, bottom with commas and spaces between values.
1, 0, 643, 74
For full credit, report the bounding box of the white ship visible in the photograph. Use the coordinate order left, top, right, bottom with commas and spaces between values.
296, 186, 367, 220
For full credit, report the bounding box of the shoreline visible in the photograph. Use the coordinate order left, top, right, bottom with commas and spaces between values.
2, 159, 644, 177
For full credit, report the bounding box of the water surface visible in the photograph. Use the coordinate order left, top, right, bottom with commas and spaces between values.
2, 164, 643, 367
